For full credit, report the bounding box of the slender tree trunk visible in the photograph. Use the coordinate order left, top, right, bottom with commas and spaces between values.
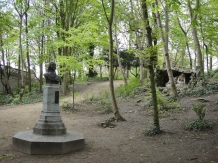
187, 0, 203, 74
18, 15, 25, 102
203, 43, 209, 74
142, 0, 160, 130
155, 0, 178, 97
114, 10, 128, 86
186, 42, 192, 69
39, 34, 44, 93
130, 0, 146, 84
0, 37, 14, 97
177, 15, 192, 69
14, 0, 30, 102
25, 13, 31, 92
88, 44, 96, 77
101, 0, 125, 121
210, 56, 212, 71
100, 65, 102, 80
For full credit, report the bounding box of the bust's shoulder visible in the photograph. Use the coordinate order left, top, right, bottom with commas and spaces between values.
44, 72, 50, 77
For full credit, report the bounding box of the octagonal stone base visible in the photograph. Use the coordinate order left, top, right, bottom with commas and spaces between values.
12, 130, 85, 155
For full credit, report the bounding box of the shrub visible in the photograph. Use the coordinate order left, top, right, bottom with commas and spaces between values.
192, 103, 206, 120
116, 78, 141, 98
185, 103, 213, 130
145, 89, 181, 112
185, 119, 212, 130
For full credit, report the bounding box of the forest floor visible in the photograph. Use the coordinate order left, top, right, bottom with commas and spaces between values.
0, 80, 218, 163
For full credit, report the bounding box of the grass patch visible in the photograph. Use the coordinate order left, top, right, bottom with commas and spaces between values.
85, 90, 112, 114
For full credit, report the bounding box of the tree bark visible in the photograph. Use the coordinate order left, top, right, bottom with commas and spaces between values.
0, 37, 14, 97
114, 10, 128, 86
88, 44, 96, 77
142, 0, 160, 130
101, 0, 126, 121
155, 0, 178, 97
14, 0, 30, 102
25, 12, 31, 92
187, 0, 203, 73
130, 0, 146, 84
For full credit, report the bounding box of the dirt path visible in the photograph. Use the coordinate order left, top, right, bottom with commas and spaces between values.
0, 80, 218, 163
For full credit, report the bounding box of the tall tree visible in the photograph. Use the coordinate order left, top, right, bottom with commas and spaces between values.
113, 8, 128, 86
0, 2, 17, 96
187, 0, 203, 73
0, 41, 14, 97
177, 16, 192, 69
25, 12, 31, 92
129, 0, 147, 84
101, 0, 126, 121
155, 0, 178, 97
142, 0, 160, 131
13, 0, 30, 102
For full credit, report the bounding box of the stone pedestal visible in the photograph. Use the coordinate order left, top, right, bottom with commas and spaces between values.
33, 84, 66, 135
12, 84, 85, 155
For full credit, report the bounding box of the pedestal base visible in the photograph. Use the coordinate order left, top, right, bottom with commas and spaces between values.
12, 130, 85, 155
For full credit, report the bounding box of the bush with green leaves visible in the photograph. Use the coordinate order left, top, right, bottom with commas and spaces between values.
116, 78, 141, 98
185, 103, 213, 130
185, 119, 212, 130
145, 89, 181, 112
192, 103, 206, 120
0, 83, 42, 105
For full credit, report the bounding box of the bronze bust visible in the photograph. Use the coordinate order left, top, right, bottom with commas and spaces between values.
44, 62, 61, 84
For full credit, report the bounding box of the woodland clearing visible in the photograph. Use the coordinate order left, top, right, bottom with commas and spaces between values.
0, 80, 218, 163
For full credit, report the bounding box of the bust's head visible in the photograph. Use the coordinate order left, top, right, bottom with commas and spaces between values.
48, 62, 56, 72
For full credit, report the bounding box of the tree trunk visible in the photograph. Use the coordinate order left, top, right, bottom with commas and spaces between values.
186, 42, 192, 69
39, 34, 44, 93
0, 37, 14, 97
210, 56, 212, 71
63, 73, 69, 95
99, 65, 102, 80
18, 15, 25, 102
155, 0, 178, 97
101, 0, 125, 121
88, 44, 96, 77
203, 43, 209, 74
14, 0, 30, 102
142, 0, 160, 130
130, 0, 146, 84
177, 15, 192, 69
114, 10, 128, 86
187, 0, 203, 74
25, 13, 31, 92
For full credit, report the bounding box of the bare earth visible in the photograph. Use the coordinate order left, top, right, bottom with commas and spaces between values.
0, 80, 218, 163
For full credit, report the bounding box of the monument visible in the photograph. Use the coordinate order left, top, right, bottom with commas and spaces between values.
12, 62, 85, 154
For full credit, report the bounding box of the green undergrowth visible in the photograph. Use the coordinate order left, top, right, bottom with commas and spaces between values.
180, 78, 218, 97
145, 125, 161, 136
185, 119, 213, 130
144, 90, 181, 113
84, 78, 143, 114
185, 103, 213, 130
84, 90, 113, 114
0, 154, 14, 160
116, 78, 142, 99
61, 100, 78, 112
0, 83, 42, 105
